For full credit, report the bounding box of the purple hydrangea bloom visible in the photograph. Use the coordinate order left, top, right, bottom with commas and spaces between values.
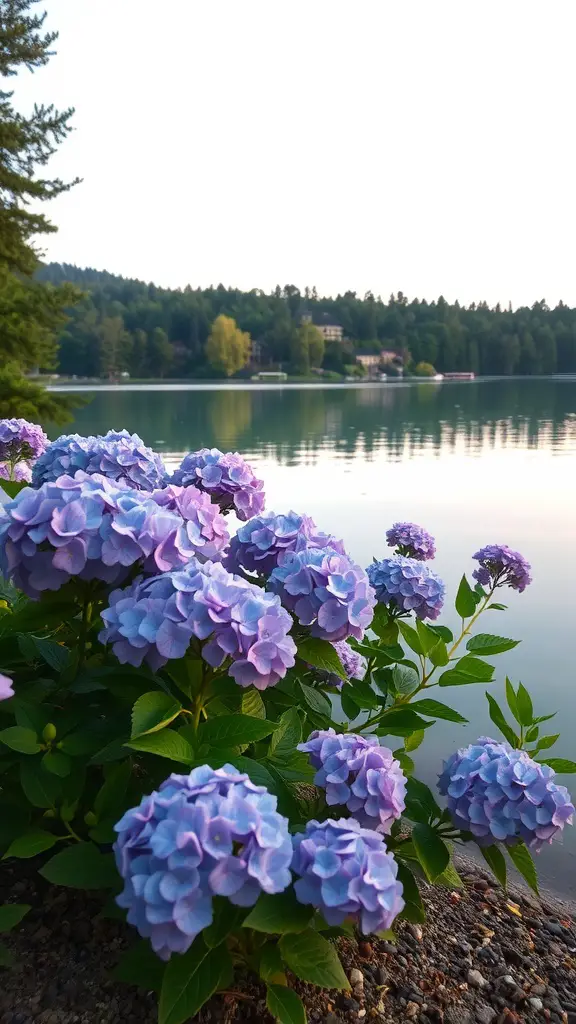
100, 558, 297, 684
386, 522, 436, 561
438, 737, 575, 852
0, 473, 217, 600
292, 818, 404, 934
299, 729, 407, 833
323, 641, 367, 690
32, 430, 167, 491
269, 546, 375, 642
0, 418, 48, 481
171, 448, 264, 520
0, 674, 14, 701
472, 544, 532, 593
225, 510, 346, 577
366, 555, 445, 621
114, 764, 293, 960
150, 484, 229, 562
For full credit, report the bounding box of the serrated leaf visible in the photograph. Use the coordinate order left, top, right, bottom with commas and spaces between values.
0, 903, 30, 933
0, 726, 41, 754
241, 689, 266, 719
19, 759, 61, 808
114, 939, 165, 991
200, 714, 279, 747
534, 734, 560, 752
455, 574, 477, 618
436, 861, 464, 888
466, 634, 520, 656
340, 686, 361, 721
131, 691, 182, 739
439, 656, 495, 687
243, 890, 314, 934
404, 777, 441, 824
279, 930, 349, 989
297, 682, 332, 717
297, 637, 346, 679
376, 706, 432, 737
40, 843, 118, 889
516, 683, 534, 727
404, 730, 425, 753
159, 939, 224, 1024
507, 842, 538, 894
429, 640, 449, 667
543, 758, 576, 773
412, 823, 450, 881
259, 944, 287, 985
270, 708, 302, 760
125, 729, 193, 764
412, 699, 467, 724
391, 664, 419, 696
370, 604, 399, 643
429, 624, 453, 643
416, 619, 443, 656
486, 694, 519, 747
17, 635, 70, 673
481, 845, 507, 889
266, 985, 306, 1024
4, 828, 57, 860
397, 620, 424, 655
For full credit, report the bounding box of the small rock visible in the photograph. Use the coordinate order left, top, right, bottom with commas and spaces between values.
324, 1016, 339, 1024
381, 942, 396, 954
476, 1008, 496, 1024
531, 985, 548, 997
475, 880, 490, 892
338, 996, 359, 1013
406, 1003, 420, 1019
529, 998, 544, 1012
446, 1009, 473, 1024
409, 924, 423, 941
358, 941, 372, 958
468, 969, 487, 988
350, 969, 364, 989
498, 976, 516, 989
376, 967, 388, 985
545, 921, 564, 938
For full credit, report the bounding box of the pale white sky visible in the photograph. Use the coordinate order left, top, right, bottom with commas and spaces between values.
14, 0, 576, 306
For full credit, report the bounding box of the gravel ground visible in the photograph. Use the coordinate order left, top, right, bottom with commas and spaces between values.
1, 855, 575, 1024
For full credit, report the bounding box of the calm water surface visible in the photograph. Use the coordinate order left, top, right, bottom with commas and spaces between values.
59, 378, 576, 895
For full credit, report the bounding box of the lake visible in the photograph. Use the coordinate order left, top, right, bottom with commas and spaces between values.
55, 377, 576, 895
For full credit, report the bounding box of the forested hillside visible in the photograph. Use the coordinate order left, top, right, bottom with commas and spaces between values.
38, 263, 576, 378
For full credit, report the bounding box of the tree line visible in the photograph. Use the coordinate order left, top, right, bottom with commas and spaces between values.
37, 264, 576, 379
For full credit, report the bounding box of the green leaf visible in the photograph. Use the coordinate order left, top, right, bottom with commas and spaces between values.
0, 903, 30, 933
416, 619, 444, 656
4, 828, 57, 860
534, 734, 560, 752
486, 694, 519, 747
279, 930, 349, 990
243, 890, 314, 934
204, 898, 247, 948
436, 860, 464, 888
270, 708, 302, 760
429, 640, 449, 667
340, 686, 361, 721
114, 939, 166, 992
376, 706, 432, 737
404, 730, 425, 753
455, 574, 477, 618
259, 943, 287, 984
489, 602, 508, 611
429, 624, 453, 643
94, 760, 132, 820
411, 823, 450, 882
391, 664, 419, 696
439, 656, 495, 687
543, 758, 576, 773
393, 750, 415, 774
396, 861, 425, 922
42, 750, 72, 777
1, 479, 26, 499
266, 985, 307, 1024
227, 755, 278, 790
131, 691, 182, 739
525, 725, 539, 743
507, 842, 538, 894
19, 759, 61, 808
297, 637, 346, 678
516, 683, 534, 727
125, 729, 194, 764
241, 689, 266, 719
0, 726, 41, 754
505, 677, 520, 723
200, 714, 279, 748
18, 635, 70, 673
40, 842, 118, 889
370, 604, 399, 643
481, 845, 507, 889
466, 634, 519, 656
411, 699, 467, 724
297, 682, 332, 717
397, 620, 424, 655
159, 939, 224, 1024
404, 778, 442, 825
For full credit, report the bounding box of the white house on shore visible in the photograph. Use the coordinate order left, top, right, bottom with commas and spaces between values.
301, 311, 344, 343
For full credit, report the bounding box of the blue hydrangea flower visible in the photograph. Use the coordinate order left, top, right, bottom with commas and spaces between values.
386, 522, 436, 561
438, 737, 575, 851
292, 818, 404, 934
0, 473, 217, 599
472, 544, 532, 593
114, 764, 293, 960
225, 510, 345, 577
100, 558, 297, 684
171, 448, 264, 521
299, 729, 406, 833
269, 546, 375, 642
150, 484, 229, 562
0, 418, 48, 482
32, 429, 167, 491
324, 641, 367, 689
367, 555, 445, 620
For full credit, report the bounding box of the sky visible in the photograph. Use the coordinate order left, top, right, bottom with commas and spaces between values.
13, 0, 576, 306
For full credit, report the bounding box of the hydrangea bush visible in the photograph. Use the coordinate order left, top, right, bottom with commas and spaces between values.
0, 420, 573, 1024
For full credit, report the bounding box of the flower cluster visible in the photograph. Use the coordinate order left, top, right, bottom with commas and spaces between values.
472, 544, 532, 593
323, 641, 367, 689
0, 674, 14, 701
0, 473, 216, 599
114, 764, 293, 960
269, 546, 375, 642
150, 484, 229, 562
100, 558, 296, 684
299, 729, 407, 833
0, 418, 48, 482
171, 448, 264, 520
32, 430, 167, 491
367, 555, 445, 621
292, 818, 404, 933
438, 737, 575, 851
386, 522, 436, 561
225, 509, 345, 577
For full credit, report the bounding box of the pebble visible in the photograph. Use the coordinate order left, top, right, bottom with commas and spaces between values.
476, 1008, 496, 1024
468, 970, 487, 988
406, 1004, 420, 1019
545, 921, 565, 938
531, 984, 548, 996
376, 967, 388, 985
350, 969, 364, 989
529, 998, 544, 1011
409, 925, 423, 942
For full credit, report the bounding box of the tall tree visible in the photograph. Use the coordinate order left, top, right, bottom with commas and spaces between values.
205, 315, 250, 377
300, 321, 325, 368
0, 0, 80, 420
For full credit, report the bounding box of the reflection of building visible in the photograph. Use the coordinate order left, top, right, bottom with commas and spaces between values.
250, 339, 262, 365
356, 352, 382, 379
301, 311, 344, 343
